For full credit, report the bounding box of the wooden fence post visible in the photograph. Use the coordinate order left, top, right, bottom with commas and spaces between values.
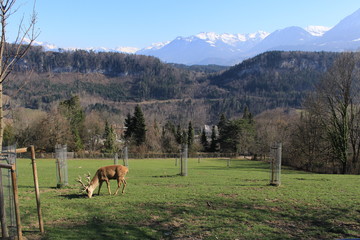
30, 146, 44, 233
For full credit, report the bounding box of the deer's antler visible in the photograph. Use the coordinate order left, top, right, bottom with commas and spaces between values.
76, 174, 90, 193
86, 172, 91, 184
76, 176, 86, 187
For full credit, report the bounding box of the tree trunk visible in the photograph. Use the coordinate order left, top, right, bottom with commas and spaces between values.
0, 83, 3, 152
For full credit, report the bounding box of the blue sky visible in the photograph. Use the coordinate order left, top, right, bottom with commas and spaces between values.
8, 0, 360, 49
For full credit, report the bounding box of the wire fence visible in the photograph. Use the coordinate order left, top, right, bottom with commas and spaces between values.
0, 145, 17, 238
18, 151, 244, 160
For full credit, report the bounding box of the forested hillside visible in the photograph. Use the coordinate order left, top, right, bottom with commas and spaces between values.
205, 51, 338, 114
6, 48, 338, 125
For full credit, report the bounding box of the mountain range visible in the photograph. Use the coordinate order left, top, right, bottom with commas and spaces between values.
33, 8, 360, 66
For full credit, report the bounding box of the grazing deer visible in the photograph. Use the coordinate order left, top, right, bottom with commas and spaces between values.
76, 165, 128, 198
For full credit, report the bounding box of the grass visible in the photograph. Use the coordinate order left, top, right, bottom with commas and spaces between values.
10, 157, 360, 239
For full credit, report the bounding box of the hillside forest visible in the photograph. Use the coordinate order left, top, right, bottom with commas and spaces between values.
4, 46, 360, 174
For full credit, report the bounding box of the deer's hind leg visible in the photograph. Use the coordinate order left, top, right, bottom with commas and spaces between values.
121, 178, 127, 194
114, 177, 126, 195
114, 178, 122, 195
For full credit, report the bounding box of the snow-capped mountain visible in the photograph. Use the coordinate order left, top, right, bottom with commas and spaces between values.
32, 7, 360, 66
309, 7, 360, 52
115, 46, 139, 53
321, 8, 360, 42
305, 26, 331, 37
137, 31, 269, 65
83, 46, 139, 53
136, 8, 360, 65
249, 26, 315, 53
23, 39, 58, 51
137, 27, 321, 65
140, 41, 171, 51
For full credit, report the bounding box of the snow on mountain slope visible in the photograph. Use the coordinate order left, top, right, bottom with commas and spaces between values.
115, 47, 139, 53
249, 26, 315, 53
137, 31, 269, 65
23, 39, 58, 51
305, 25, 331, 36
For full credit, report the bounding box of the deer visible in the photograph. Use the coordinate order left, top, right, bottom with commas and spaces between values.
76, 165, 128, 198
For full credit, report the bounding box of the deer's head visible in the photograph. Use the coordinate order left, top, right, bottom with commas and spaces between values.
76, 172, 93, 198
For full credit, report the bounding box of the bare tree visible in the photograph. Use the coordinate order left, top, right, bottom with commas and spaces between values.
288, 109, 331, 172
0, 0, 38, 150
309, 52, 360, 173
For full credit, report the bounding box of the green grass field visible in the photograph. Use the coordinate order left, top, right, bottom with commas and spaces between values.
12, 158, 360, 240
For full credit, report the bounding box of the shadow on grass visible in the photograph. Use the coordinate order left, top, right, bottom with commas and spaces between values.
39, 205, 162, 240
152, 174, 181, 178
32, 194, 360, 240
59, 193, 87, 199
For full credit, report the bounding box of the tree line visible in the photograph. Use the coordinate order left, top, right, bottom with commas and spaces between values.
7, 48, 342, 120
3, 94, 256, 157
13, 46, 203, 102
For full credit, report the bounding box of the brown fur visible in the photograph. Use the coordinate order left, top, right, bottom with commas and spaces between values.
86, 165, 128, 198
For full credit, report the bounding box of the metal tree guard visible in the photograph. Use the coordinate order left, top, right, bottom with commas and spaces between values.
0, 145, 17, 238
180, 145, 188, 176
55, 144, 68, 188
270, 143, 282, 186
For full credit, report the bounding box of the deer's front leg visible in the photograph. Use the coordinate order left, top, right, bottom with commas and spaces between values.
105, 179, 111, 195
98, 181, 103, 195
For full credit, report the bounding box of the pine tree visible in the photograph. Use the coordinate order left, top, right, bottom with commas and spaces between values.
124, 112, 133, 141
59, 96, 85, 151
123, 105, 147, 146
103, 121, 116, 153
132, 105, 146, 146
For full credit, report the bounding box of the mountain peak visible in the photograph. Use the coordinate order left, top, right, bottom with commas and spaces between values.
195, 31, 269, 43
305, 25, 331, 36
321, 8, 360, 42
115, 47, 139, 53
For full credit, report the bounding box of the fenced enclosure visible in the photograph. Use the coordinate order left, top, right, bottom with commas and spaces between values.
270, 143, 282, 186
55, 144, 68, 188
9, 156, 360, 239
0, 145, 17, 238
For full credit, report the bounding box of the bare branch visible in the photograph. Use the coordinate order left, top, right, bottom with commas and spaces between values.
0, 0, 38, 83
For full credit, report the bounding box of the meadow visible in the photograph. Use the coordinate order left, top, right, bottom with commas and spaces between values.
13, 158, 360, 240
